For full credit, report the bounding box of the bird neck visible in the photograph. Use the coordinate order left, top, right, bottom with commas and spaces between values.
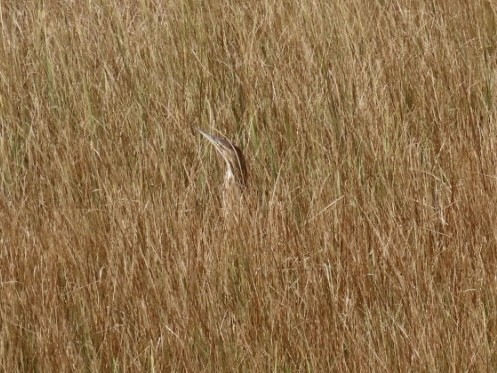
224, 167, 235, 184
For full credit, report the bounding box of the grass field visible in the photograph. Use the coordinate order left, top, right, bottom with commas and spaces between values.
2, 0, 497, 371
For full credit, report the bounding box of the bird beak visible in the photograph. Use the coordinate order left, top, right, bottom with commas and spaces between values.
198, 129, 222, 151
197, 128, 231, 163
197, 128, 215, 143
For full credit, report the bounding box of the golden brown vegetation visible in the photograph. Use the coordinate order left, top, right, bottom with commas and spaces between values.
1, 0, 497, 371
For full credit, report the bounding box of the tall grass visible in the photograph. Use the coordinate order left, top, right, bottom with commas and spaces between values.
1, 0, 497, 370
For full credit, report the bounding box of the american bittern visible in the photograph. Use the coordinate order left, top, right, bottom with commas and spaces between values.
198, 129, 248, 212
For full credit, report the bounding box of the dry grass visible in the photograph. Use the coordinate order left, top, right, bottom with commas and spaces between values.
1, 0, 497, 371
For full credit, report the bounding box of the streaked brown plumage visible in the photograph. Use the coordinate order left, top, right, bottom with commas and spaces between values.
198, 129, 247, 213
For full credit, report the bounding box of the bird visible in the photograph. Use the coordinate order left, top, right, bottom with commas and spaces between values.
197, 129, 248, 214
